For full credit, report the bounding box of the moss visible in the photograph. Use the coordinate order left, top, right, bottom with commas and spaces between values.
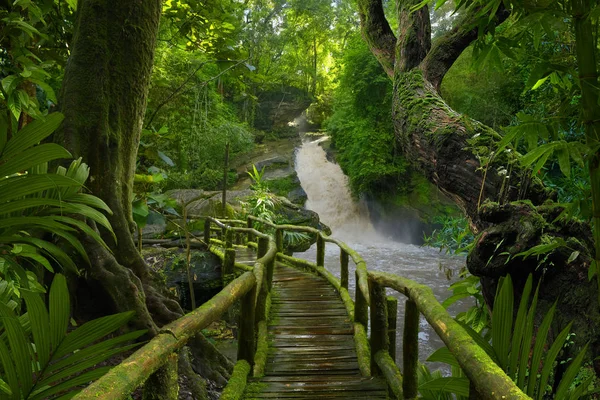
252, 320, 269, 377
220, 360, 251, 400
354, 322, 371, 376
263, 175, 298, 196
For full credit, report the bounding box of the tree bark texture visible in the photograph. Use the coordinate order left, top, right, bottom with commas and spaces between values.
58, 0, 233, 393
358, 0, 600, 363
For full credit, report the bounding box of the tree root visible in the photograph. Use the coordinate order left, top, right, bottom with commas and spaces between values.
80, 236, 234, 397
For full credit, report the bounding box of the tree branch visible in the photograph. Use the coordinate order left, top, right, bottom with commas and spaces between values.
144, 59, 247, 129
357, 0, 396, 77
420, 4, 510, 92
396, 0, 431, 73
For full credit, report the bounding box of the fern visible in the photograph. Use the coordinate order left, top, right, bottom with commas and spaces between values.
0, 274, 145, 399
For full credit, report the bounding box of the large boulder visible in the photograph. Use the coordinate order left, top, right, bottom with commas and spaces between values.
143, 246, 222, 310
254, 87, 312, 132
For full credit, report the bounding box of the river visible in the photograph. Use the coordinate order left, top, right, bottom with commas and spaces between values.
294, 134, 469, 370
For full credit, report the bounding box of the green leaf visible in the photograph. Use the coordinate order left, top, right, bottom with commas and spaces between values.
419, 377, 470, 397
157, 150, 175, 166
536, 322, 573, 400
508, 275, 532, 378
7, 92, 22, 121
531, 76, 549, 90
2, 112, 65, 158
554, 343, 589, 399
567, 251, 580, 264
521, 142, 559, 170
527, 302, 557, 396
54, 311, 136, 358
132, 200, 149, 228
0, 299, 33, 394
22, 289, 51, 369
492, 275, 513, 370
427, 346, 459, 367
45, 330, 145, 374
518, 285, 539, 388
0, 338, 19, 397
29, 366, 112, 400
29, 79, 57, 103
49, 274, 70, 353
0, 143, 71, 177
1, 75, 19, 93
68, 193, 113, 214
0, 378, 11, 395
556, 144, 570, 178
0, 175, 80, 204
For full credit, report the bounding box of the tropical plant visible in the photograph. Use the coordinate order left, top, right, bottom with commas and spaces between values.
423, 275, 591, 399
443, 273, 490, 333
0, 274, 145, 399
423, 215, 474, 254
0, 113, 114, 291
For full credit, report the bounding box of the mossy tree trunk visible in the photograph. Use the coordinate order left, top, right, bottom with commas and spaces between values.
357, 0, 600, 368
57, 0, 232, 394
59, 0, 174, 333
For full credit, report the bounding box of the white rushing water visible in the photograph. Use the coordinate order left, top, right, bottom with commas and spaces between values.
294, 134, 469, 369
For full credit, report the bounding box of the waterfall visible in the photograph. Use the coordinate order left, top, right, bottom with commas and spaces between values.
293, 131, 470, 369
295, 136, 382, 243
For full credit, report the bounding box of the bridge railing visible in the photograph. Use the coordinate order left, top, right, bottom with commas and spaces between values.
73, 215, 529, 400
243, 216, 529, 400
72, 217, 277, 400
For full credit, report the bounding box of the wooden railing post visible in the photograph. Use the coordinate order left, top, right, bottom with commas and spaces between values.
223, 248, 236, 286
370, 280, 389, 374
257, 236, 273, 290
316, 233, 325, 267
142, 353, 179, 400
403, 299, 419, 399
247, 217, 254, 243
225, 228, 233, 249
387, 296, 398, 361
238, 285, 257, 366
355, 270, 368, 329
258, 236, 268, 258
204, 219, 211, 244
340, 249, 349, 289
275, 228, 283, 252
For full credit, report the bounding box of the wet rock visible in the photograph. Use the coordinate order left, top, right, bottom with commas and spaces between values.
144, 247, 222, 310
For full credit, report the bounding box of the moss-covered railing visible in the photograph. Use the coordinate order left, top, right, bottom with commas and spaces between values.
72, 217, 277, 400
226, 216, 530, 400
73, 215, 529, 400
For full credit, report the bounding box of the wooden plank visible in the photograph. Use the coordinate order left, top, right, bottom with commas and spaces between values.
242, 262, 388, 399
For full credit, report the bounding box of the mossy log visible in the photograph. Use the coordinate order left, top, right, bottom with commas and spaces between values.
74, 272, 256, 400
354, 322, 371, 377
370, 281, 389, 375
253, 320, 269, 377
374, 350, 403, 400
368, 270, 528, 400
142, 353, 179, 400
220, 360, 251, 400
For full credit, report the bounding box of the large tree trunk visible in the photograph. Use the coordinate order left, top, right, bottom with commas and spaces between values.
59, 0, 170, 333
358, 0, 600, 368
57, 0, 232, 395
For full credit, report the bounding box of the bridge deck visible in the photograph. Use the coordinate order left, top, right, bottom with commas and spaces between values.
244, 262, 387, 399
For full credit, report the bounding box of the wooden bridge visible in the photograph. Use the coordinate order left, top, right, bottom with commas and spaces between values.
72, 216, 529, 400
